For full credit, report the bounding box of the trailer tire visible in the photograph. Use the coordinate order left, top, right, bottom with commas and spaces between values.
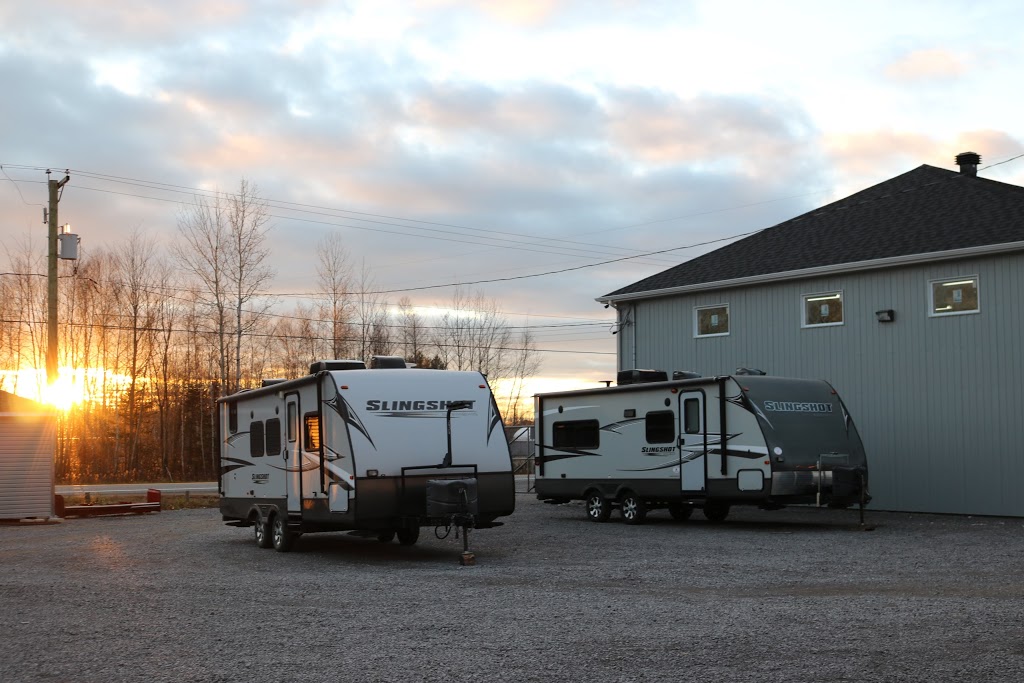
271, 514, 295, 552
619, 492, 647, 525
702, 502, 730, 523
668, 503, 693, 521
584, 491, 612, 523
396, 527, 420, 546
377, 531, 396, 543
253, 515, 273, 549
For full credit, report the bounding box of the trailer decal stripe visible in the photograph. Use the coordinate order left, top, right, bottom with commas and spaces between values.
600, 418, 644, 434
224, 431, 249, 446
326, 394, 376, 449
220, 457, 251, 474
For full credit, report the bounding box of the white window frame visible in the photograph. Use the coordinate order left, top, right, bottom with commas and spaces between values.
928, 275, 980, 317
801, 290, 845, 328
694, 303, 730, 338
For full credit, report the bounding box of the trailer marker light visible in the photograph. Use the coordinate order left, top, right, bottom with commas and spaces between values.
764, 460, 770, 465
671, 388, 678, 394
479, 384, 486, 388
340, 385, 349, 390
349, 475, 354, 480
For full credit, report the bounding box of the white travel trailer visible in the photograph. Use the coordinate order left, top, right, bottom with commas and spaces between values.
534, 371, 868, 524
219, 359, 515, 552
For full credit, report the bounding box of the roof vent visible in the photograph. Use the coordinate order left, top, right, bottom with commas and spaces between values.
955, 151, 981, 177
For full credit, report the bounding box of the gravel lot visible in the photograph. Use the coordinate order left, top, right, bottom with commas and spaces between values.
2, 485, 1024, 683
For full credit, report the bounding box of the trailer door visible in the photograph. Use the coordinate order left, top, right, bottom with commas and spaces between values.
285, 394, 303, 514
679, 392, 705, 493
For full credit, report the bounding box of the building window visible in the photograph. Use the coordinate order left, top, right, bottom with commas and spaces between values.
645, 411, 675, 444
304, 413, 321, 451
552, 420, 600, 449
249, 421, 264, 458
802, 291, 844, 327
930, 276, 979, 316
694, 304, 729, 337
265, 418, 282, 457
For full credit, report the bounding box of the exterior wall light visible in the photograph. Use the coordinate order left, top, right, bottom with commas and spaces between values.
875, 309, 895, 323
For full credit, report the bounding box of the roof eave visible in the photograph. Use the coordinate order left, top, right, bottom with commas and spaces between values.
597, 240, 1024, 305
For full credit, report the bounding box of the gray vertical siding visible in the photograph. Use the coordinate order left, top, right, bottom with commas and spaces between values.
620, 253, 1024, 516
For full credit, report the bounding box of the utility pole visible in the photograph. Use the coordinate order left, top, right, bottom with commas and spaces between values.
46, 170, 70, 385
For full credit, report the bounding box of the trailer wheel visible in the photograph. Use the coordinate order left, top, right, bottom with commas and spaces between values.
396, 527, 420, 546
584, 491, 611, 523
619, 492, 647, 525
253, 515, 273, 549
271, 514, 295, 552
377, 531, 396, 543
702, 503, 730, 523
668, 504, 693, 521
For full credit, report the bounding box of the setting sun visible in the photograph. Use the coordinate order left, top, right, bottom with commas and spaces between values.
1, 367, 130, 411
41, 374, 87, 411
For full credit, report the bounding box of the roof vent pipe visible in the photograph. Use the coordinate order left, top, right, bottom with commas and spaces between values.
955, 151, 981, 177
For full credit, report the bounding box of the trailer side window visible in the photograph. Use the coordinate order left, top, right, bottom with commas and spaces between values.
249, 421, 264, 458
287, 403, 297, 442
645, 411, 675, 444
228, 403, 238, 434
265, 418, 282, 457
683, 399, 701, 434
304, 413, 321, 451
552, 420, 599, 449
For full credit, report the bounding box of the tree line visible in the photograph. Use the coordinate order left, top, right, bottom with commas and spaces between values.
0, 180, 540, 483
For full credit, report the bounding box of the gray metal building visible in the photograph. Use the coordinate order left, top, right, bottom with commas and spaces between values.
599, 153, 1024, 516
0, 391, 57, 521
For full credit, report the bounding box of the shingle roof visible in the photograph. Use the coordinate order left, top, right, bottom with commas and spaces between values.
604, 164, 1024, 299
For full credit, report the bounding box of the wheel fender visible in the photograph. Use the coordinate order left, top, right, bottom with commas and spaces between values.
614, 486, 636, 504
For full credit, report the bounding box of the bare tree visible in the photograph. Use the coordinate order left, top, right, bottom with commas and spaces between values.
435, 287, 513, 378
353, 259, 388, 364
112, 230, 160, 475
175, 178, 274, 395
398, 296, 425, 361
227, 179, 275, 390
315, 233, 354, 360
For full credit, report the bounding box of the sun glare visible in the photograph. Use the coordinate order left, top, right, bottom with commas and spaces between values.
1, 367, 130, 411
41, 375, 87, 411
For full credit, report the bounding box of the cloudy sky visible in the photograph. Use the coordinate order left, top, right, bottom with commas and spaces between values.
2, 0, 1023, 393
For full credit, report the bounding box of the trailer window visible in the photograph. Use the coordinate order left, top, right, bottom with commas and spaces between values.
553, 420, 599, 449
265, 418, 282, 457
645, 411, 675, 443
304, 413, 321, 451
683, 398, 701, 434
228, 403, 238, 434
249, 421, 264, 458
287, 403, 297, 442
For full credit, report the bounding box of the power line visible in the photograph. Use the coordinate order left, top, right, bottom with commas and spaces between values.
1, 270, 613, 330
0, 318, 615, 355
4, 169, 680, 267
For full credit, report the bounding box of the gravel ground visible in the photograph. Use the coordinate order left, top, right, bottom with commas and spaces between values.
2, 485, 1023, 683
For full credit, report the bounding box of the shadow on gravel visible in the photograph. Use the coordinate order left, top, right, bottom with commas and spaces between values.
228, 530, 470, 565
